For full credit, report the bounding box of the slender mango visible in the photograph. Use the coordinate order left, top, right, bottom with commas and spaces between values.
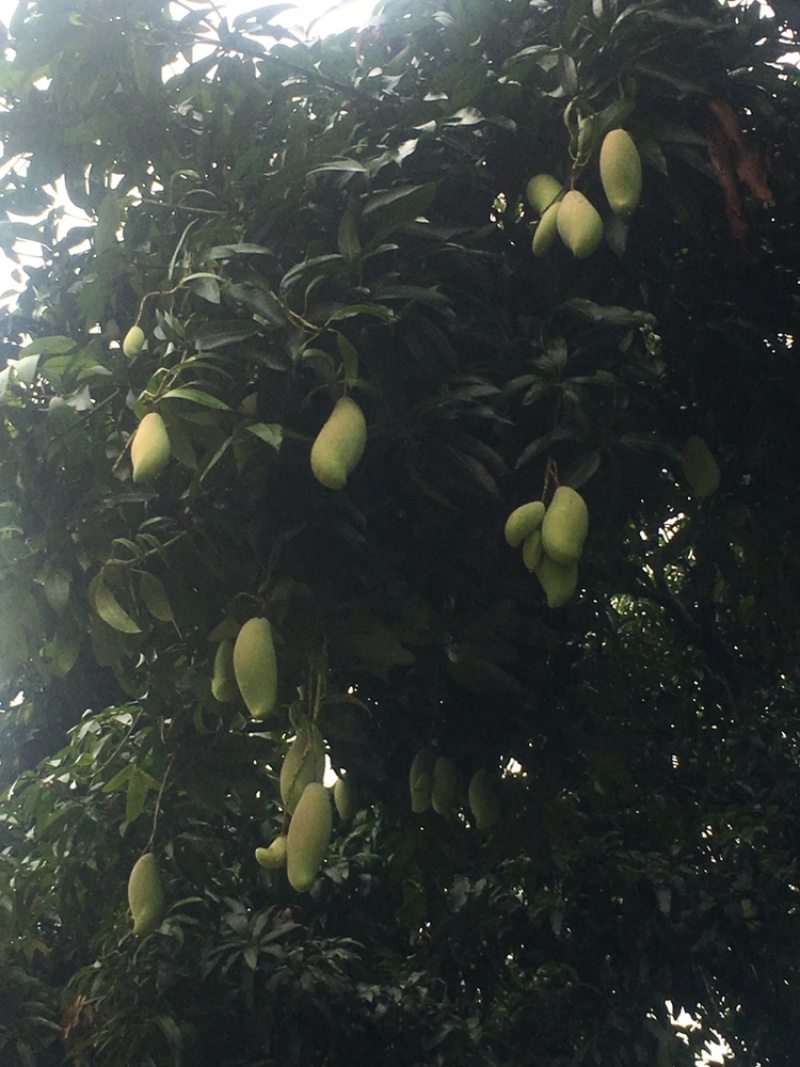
211, 639, 237, 703
310, 396, 367, 489
536, 555, 579, 608
532, 200, 561, 257
131, 412, 170, 483
280, 724, 325, 814
541, 487, 589, 565
468, 769, 500, 830
556, 190, 603, 259
522, 528, 544, 572
233, 617, 278, 719
333, 775, 358, 822
431, 756, 458, 816
600, 129, 642, 217
504, 500, 546, 548
409, 748, 435, 813
128, 853, 166, 936
286, 782, 332, 892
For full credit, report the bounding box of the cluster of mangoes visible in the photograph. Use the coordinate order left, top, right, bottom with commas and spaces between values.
505, 486, 589, 607
527, 127, 642, 259
409, 749, 501, 831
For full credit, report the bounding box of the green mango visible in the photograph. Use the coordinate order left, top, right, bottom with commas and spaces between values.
333, 775, 358, 822
541, 486, 589, 565
233, 617, 278, 719
122, 324, 145, 358
131, 412, 170, 483
255, 836, 288, 870
211, 638, 237, 702
128, 853, 166, 936
522, 528, 544, 572
468, 769, 500, 830
532, 200, 562, 257
600, 129, 642, 217
280, 724, 325, 814
504, 500, 546, 547
286, 782, 332, 892
409, 748, 435, 813
431, 756, 458, 815
536, 555, 579, 608
525, 173, 562, 214
310, 396, 367, 489
556, 190, 603, 258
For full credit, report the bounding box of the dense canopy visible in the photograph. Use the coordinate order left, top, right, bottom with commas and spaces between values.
0, 0, 799, 1064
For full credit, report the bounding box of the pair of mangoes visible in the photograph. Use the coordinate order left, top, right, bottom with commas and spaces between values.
212, 617, 278, 720
527, 128, 642, 259
504, 486, 589, 607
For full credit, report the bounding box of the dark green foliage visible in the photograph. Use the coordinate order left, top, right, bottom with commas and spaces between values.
0, 0, 799, 1063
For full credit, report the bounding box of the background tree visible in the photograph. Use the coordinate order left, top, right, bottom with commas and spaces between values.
0, 0, 799, 1064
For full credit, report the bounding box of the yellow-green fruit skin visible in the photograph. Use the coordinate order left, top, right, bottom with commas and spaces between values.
131, 412, 171, 483
233, 617, 278, 720
123, 325, 145, 358
287, 782, 332, 892
556, 190, 603, 258
468, 769, 500, 830
541, 487, 589, 565
128, 853, 166, 936
532, 200, 562, 257
600, 129, 642, 217
525, 174, 562, 214
310, 396, 367, 489
680, 436, 720, 498
211, 639, 237, 702
536, 555, 579, 608
505, 500, 546, 548
280, 724, 325, 814
431, 757, 458, 815
409, 748, 435, 813
333, 776, 358, 822
522, 529, 544, 573
255, 836, 288, 870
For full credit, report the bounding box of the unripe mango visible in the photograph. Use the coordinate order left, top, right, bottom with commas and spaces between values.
409, 748, 435, 813
255, 836, 288, 870
525, 174, 562, 214
536, 555, 579, 608
504, 500, 546, 548
286, 782, 332, 892
333, 775, 358, 822
541, 486, 589, 565
600, 129, 642, 217
310, 396, 367, 490
431, 756, 458, 815
280, 724, 325, 814
211, 639, 237, 702
128, 852, 166, 936
468, 769, 500, 830
680, 436, 720, 499
556, 190, 603, 258
123, 324, 145, 358
522, 528, 544, 572
131, 412, 171, 483
532, 200, 561, 257
233, 617, 278, 720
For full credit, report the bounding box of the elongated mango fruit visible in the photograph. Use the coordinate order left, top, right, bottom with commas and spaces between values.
468, 769, 500, 830
556, 190, 603, 258
536, 555, 579, 608
131, 412, 171, 483
431, 756, 458, 816
525, 173, 562, 214
211, 639, 237, 702
128, 853, 166, 936
532, 200, 561, 257
333, 775, 358, 822
310, 396, 367, 489
409, 747, 435, 813
600, 129, 642, 217
287, 782, 332, 892
541, 486, 589, 565
522, 528, 544, 572
680, 436, 720, 498
280, 724, 325, 814
504, 500, 546, 548
255, 836, 288, 870
233, 617, 278, 719
123, 324, 145, 358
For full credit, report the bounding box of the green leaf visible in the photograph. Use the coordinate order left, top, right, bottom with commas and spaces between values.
125, 767, 149, 824
139, 572, 174, 624
245, 422, 283, 449
89, 574, 141, 634
161, 388, 231, 410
